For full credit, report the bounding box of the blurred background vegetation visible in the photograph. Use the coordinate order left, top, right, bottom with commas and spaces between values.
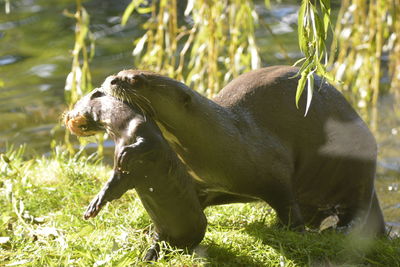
1, 0, 399, 155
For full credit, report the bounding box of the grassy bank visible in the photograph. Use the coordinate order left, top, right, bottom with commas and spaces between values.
1, 147, 399, 266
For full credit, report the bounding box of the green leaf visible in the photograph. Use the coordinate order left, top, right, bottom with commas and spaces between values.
295, 69, 309, 108
323, 12, 330, 37
137, 6, 152, 14
320, 0, 331, 10
315, 10, 325, 37
316, 63, 335, 82
298, 0, 308, 54
121, 0, 141, 26
293, 57, 306, 67
305, 70, 315, 116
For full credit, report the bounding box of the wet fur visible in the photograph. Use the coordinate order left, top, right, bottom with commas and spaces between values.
97, 66, 385, 234
65, 92, 207, 257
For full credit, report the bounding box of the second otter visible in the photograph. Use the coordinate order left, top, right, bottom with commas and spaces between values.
65, 90, 207, 260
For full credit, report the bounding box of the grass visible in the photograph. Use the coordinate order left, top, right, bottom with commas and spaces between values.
1, 146, 399, 266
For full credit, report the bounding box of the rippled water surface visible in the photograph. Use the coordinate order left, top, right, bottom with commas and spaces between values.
0, 0, 399, 227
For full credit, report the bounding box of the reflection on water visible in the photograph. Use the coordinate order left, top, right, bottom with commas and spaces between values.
0, 0, 141, 154
0, 0, 399, 225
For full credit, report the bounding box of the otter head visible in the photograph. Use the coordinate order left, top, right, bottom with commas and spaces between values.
64, 89, 106, 137
100, 70, 193, 120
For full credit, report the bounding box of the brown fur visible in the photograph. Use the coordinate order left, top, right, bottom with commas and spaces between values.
97, 66, 385, 234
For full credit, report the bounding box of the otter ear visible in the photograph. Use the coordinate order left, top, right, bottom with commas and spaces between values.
135, 73, 149, 83
130, 73, 149, 88
90, 89, 105, 99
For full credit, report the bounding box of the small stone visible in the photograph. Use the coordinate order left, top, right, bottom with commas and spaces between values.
149, 187, 154, 192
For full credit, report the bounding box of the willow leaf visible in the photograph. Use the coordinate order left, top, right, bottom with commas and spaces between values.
121, 0, 142, 26
298, 0, 308, 54
133, 33, 148, 56
316, 63, 335, 82
295, 69, 309, 108
305, 70, 315, 116
291, 56, 311, 79
314, 8, 325, 45
320, 0, 331, 10
137, 6, 152, 14
323, 10, 330, 34
293, 57, 307, 67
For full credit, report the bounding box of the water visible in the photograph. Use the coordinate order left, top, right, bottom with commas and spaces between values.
0, 0, 140, 154
0, 0, 399, 227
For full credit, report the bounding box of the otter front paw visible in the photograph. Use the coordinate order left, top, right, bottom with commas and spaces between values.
84, 192, 105, 219
117, 146, 137, 173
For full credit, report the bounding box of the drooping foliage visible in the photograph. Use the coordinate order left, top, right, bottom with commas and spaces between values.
330, 0, 400, 110
295, 0, 333, 115
123, 0, 261, 96
64, 0, 103, 155
64, 0, 400, 126
121, 0, 399, 113
64, 0, 94, 107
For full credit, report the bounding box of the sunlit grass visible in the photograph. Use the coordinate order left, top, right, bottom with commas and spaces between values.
1, 146, 399, 266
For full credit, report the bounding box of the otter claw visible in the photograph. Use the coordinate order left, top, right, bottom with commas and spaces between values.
144, 243, 160, 262
84, 194, 104, 219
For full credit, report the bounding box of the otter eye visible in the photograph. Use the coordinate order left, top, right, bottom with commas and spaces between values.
110, 78, 119, 85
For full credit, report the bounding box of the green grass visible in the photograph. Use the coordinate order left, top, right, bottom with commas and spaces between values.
1, 146, 399, 266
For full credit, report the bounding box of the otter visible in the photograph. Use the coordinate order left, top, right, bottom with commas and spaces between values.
65, 91, 207, 261
94, 66, 385, 234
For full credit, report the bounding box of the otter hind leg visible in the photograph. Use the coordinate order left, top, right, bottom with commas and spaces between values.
260, 188, 305, 230
363, 191, 385, 235
333, 192, 385, 236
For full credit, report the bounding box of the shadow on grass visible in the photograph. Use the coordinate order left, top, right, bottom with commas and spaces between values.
242, 221, 400, 266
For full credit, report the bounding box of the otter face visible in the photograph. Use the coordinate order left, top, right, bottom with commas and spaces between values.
64, 89, 105, 136
99, 71, 156, 116
100, 70, 192, 120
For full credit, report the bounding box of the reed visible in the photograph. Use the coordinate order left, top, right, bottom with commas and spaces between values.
123, 0, 399, 117
330, 0, 400, 116
64, 0, 103, 155
125, 0, 261, 96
